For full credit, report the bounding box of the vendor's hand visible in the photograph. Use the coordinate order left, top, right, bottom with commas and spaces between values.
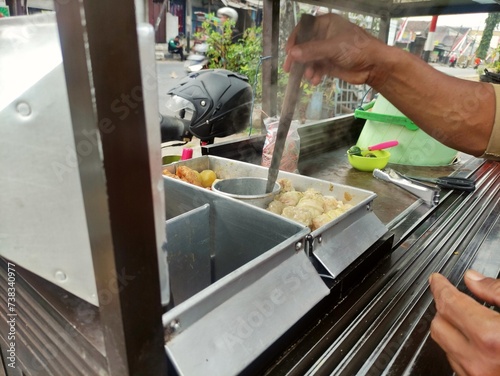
284, 14, 391, 88
429, 271, 500, 376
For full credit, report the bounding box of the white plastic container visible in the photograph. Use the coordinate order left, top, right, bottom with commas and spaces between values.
355, 95, 457, 166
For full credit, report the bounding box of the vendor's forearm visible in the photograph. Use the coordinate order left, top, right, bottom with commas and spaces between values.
372, 47, 495, 156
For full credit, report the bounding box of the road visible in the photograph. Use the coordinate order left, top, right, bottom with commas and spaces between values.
431, 63, 479, 80
156, 59, 188, 113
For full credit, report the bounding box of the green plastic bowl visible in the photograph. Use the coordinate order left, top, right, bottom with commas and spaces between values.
162, 155, 181, 164
347, 149, 391, 172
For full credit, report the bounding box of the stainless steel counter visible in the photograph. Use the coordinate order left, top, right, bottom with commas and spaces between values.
1, 120, 497, 376
299, 148, 478, 225
200, 125, 499, 375
260, 153, 500, 376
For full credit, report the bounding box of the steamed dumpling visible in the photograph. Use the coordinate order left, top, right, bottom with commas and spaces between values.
278, 178, 295, 193
296, 197, 324, 218
267, 200, 285, 215
281, 206, 313, 228
278, 191, 303, 207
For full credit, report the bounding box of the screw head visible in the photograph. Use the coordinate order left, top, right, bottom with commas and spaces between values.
16, 102, 32, 117
169, 319, 180, 331
55, 270, 67, 282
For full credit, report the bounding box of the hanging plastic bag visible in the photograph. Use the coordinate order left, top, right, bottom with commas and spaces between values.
261, 116, 301, 173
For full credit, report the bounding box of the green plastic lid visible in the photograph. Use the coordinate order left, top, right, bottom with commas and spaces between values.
354, 100, 419, 131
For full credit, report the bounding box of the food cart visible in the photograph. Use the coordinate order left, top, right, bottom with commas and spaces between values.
1, 0, 500, 375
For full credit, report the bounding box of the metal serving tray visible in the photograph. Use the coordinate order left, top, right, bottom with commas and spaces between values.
164, 156, 388, 279
162, 176, 328, 376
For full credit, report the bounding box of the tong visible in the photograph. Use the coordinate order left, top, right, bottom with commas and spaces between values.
403, 175, 476, 192
373, 168, 440, 206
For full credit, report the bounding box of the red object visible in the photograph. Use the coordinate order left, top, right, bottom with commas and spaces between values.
181, 148, 193, 160
429, 15, 438, 32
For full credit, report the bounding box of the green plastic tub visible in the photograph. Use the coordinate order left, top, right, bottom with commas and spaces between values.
355, 96, 457, 166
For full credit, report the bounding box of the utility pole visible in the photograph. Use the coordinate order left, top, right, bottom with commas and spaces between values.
423, 15, 438, 62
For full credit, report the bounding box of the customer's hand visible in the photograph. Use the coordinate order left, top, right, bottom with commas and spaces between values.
284, 13, 390, 88
429, 271, 500, 376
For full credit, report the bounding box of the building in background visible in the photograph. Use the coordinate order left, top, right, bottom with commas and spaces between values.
148, 0, 262, 43
4, 0, 261, 44
393, 18, 500, 67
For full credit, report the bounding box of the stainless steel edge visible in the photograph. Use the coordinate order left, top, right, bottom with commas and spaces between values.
163, 239, 328, 376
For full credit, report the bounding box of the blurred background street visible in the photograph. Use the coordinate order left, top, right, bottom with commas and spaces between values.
155, 59, 480, 116
432, 63, 479, 80
156, 59, 187, 114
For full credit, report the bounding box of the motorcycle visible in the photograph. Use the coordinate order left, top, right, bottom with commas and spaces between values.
159, 69, 253, 145
473, 58, 482, 70
184, 41, 209, 73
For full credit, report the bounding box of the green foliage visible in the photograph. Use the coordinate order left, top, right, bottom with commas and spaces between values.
490, 60, 500, 73
341, 12, 379, 36
299, 81, 315, 105
476, 13, 500, 59
484, 45, 500, 73
196, 16, 263, 98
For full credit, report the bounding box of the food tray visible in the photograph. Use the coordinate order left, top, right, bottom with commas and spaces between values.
164, 156, 388, 278
162, 174, 328, 376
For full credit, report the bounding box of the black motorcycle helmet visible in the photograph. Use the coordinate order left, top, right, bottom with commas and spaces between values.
161, 69, 253, 143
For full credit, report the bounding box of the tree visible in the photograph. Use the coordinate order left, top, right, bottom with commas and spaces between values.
196, 17, 262, 94
476, 13, 500, 60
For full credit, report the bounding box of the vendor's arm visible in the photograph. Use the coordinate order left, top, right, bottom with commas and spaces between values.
429, 271, 500, 375
284, 14, 496, 157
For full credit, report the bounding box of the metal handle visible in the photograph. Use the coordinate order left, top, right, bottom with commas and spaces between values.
266, 14, 316, 193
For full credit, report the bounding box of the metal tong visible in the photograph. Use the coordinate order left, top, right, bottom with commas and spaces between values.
373, 168, 440, 206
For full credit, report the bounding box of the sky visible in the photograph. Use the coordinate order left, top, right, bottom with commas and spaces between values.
411, 13, 489, 30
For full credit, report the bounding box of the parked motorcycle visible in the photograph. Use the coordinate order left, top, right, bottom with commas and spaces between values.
184, 41, 209, 73
473, 58, 482, 70
159, 69, 253, 144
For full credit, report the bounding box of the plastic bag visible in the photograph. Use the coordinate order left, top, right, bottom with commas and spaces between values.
261, 116, 300, 173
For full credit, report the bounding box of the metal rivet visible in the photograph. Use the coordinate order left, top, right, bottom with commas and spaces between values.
16, 102, 31, 117
295, 242, 303, 251
169, 319, 180, 331
55, 270, 67, 282
200, 100, 206, 106
318, 236, 322, 244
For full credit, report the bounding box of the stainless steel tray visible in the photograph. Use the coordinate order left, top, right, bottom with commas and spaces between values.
162, 175, 328, 376
165, 156, 388, 278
